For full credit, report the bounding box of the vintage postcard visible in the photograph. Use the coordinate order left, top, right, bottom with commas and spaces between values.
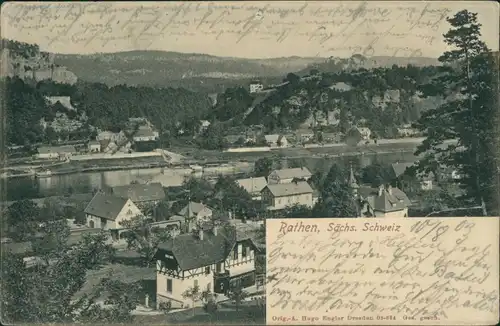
0, 1, 499, 325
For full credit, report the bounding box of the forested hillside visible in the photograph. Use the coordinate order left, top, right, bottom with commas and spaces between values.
209, 63, 445, 138
4, 78, 212, 146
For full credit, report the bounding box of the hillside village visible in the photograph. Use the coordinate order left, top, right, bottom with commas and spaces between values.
1, 6, 499, 323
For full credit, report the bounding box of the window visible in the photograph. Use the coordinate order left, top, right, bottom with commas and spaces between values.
233, 248, 238, 260
205, 266, 210, 275
216, 262, 221, 273
127, 209, 133, 215
194, 280, 198, 288
242, 245, 247, 258
166, 279, 173, 293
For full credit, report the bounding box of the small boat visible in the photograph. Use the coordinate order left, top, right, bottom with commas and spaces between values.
35, 170, 53, 178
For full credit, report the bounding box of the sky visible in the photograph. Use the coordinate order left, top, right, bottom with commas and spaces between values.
1, 1, 499, 59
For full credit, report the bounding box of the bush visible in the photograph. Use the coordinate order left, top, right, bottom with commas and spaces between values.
204, 300, 218, 313
158, 301, 172, 314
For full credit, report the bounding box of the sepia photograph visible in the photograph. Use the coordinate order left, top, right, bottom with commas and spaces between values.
0, 1, 498, 325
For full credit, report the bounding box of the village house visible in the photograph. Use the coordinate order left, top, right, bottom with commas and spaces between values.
178, 202, 213, 232
261, 181, 314, 210
88, 140, 101, 153
264, 134, 288, 148
133, 125, 159, 142
267, 167, 312, 185
391, 162, 434, 192
154, 223, 258, 309
236, 177, 268, 200
249, 80, 264, 93
356, 184, 411, 218
84, 192, 143, 240
110, 182, 166, 210
35, 145, 77, 160
344, 126, 372, 146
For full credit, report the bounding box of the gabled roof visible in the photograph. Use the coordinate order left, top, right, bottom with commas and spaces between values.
236, 177, 267, 194
391, 162, 415, 178
391, 162, 434, 181
45, 96, 76, 111
358, 186, 411, 213
269, 167, 312, 180
156, 226, 237, 270
178, 202, 211, 217
263, 181, 313, 197
111, 182, 165, 202
374, 188, 410, 212
84, 193, 129, 220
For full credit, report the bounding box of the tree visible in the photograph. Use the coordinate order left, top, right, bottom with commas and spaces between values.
1, 231, 138, 323
182, 284, 201, 315
6, 199, 42, 241
31, 219, 71, 265
413, 10, 499, 216
282, 204, 313, 218
119, 215, 172, 267
254, 157, 273, 177
212, 176, 254, 216
227, 283, 249, 312
312, 164, 358, 217
78, 278, 142, 323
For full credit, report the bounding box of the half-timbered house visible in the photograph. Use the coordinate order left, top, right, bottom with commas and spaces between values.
154, 224, 258, 309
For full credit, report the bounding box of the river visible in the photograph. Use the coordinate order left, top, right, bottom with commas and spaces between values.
2, 150, 418, 202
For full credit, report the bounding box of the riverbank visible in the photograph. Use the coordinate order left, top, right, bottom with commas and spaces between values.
1, 156, 168, 180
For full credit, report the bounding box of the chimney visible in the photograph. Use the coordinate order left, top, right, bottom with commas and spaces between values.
387, 185, 393, 195
228, 211, 232, 220
378, 184, 384, 196
213, 226, 218, 236
198, 229, 204, 240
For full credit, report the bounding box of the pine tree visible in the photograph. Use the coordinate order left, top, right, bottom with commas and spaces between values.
413, 10, 499, 215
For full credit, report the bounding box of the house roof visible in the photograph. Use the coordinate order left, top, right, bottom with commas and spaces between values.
89, 140, 100, 146
236, 177, 267, 194
84, 193, 130, 220
269, 167, 312, 180
358, 186, 411, 213
169, 215, 186, 223
263, 181, 313, 197
111, 182, 165, 202
391, 162, 434, 180
45, 96, 76, 111
329, 82, 352, 92
178, 202, 211, 217
38, 145, 76, 154
156, 226, 237, 270
134, 127, 156, 138
391, 162, 415, 178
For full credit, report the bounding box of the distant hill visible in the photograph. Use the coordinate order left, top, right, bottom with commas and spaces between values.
297, 55, 441, 76
52, 51, 441, 93
53, 51, 324, 93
